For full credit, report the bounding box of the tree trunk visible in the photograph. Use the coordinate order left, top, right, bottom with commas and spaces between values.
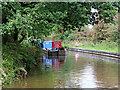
13, 25, 19, 42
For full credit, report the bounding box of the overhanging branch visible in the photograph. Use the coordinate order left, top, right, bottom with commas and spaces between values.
18, 34, 26, 43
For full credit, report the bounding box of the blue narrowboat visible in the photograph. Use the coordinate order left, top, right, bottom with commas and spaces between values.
40, 41, 66, 56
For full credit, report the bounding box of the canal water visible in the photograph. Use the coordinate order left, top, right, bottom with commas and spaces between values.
4, 51, 118, 88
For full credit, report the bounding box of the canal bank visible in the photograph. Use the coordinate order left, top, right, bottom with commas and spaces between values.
66, 47, 120, 62
2, 43, 42, 86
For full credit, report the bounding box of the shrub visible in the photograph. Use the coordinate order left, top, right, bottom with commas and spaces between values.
2, 42, 41, 85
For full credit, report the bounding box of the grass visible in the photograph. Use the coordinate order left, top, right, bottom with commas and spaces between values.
62, 40, 118, 53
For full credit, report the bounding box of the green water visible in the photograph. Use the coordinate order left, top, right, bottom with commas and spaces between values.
4, 51, 118, 88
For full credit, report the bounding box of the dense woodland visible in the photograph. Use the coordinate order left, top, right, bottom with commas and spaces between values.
1, 2, 120, 85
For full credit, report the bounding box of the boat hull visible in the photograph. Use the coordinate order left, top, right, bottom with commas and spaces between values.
41, 49, 66, 56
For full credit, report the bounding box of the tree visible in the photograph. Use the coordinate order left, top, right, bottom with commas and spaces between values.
2, 2, 36, 44
1, 2, 119, 44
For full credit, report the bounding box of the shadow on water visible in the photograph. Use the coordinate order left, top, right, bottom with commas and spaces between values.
4, 51, 119, 88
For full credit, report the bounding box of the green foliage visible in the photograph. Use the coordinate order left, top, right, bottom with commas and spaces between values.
61, 18, 118, 52
2, 43, 41, 85
66, 33, 76, 41
62, 40, 118, 53
21, 40, 32, 47
1, 2, 119, 44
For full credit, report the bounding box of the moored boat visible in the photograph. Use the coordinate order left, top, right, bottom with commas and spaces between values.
33, 40, 66, 56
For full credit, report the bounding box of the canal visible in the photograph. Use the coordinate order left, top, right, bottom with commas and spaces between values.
4, 51, 118, 88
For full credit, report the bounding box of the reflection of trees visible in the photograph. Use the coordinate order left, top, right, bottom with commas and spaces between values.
19, 69, 56, 88
55, 52, 97, 88
93, 60, 118, 88
62, 52, 118, 88
78, 65, 97, 88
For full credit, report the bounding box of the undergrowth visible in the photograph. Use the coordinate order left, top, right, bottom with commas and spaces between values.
1, 41, 41, 86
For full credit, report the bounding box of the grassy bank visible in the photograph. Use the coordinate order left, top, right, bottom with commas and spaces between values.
62, 40, 118, 53
1, 41, 41, 86
46, 22, 118, 53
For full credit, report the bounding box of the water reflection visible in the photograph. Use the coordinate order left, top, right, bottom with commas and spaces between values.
42, 55, 66, 72
4, 51, 118, 88
79, 65, 97, 88
75, 52, 79, 62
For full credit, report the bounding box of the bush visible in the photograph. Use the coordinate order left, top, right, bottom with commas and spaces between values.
2, 42, 41, 85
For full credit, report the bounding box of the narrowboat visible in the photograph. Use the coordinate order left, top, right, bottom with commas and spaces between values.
41, 41, 66, 56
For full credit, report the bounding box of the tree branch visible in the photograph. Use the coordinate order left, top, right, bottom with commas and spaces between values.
18, 34, 26, 43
